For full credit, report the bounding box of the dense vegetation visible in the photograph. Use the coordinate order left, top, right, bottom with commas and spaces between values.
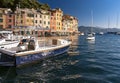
0, 0, 50, 12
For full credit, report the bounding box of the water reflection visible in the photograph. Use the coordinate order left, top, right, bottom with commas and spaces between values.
0, 35, 80, 83
68, 35, 80, 56
87, 40, 95, 44
0, 66, 16, 83
0, 53, 79, 82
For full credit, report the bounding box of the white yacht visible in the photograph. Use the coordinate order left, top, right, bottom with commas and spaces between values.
0, 37, 71, 67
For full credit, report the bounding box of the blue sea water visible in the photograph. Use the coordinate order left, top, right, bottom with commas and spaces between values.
1, 34, 120, 83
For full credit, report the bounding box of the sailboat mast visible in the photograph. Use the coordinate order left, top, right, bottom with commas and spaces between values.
108, 17, 109, 28
116, 13, 119, 28
91, 11, 93, 33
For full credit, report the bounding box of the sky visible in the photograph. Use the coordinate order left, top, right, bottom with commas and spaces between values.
39, 0, 120, 28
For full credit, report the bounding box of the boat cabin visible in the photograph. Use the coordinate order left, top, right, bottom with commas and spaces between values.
17, 38, 36, 52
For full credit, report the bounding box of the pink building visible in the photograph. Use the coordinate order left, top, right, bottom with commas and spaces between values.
5, 12, 15, 29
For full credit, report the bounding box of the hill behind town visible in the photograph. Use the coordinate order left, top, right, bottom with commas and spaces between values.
0, 0, 50, 12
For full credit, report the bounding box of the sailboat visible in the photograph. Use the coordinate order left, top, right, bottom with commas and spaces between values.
86, 11, 95, 40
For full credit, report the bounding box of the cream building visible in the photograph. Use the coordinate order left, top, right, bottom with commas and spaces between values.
62, 15, 78, 35
34, 9, 50, 29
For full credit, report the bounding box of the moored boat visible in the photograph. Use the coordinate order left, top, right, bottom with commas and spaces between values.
0, 31, 19, 48
86, 33, 95, 40
0, 37, 71, 67
86, 11, 95, 41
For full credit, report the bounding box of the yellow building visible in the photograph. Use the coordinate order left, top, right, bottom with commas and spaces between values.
56, 8, 63, 32
15, 8, 34, 27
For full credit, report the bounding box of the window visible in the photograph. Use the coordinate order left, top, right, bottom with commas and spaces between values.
9, 15, 12, 17
0, 14, 2, 17
44, 21, 46, 24
21, 20, 23, 23
0, 19, 3, 22
8, 25, 12, 28
35, 20, 37, 23
51, 13, 54, 16
0, 25, 3, 28
46, 26, 48, 28
40, 20, 42, 23
40, 15, 42, 18
9, 19, 12, 22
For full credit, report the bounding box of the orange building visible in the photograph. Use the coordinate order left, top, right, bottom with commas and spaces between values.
50, 8, 63, 35
0, 8, 15, 29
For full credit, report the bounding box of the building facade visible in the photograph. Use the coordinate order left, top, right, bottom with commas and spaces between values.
0, 8, 15, 29
0, 8, 7, 29
15, 8, 34, 27
5, 11, 15, 29
0, 8, 78, 36
62, 15, 78, 35
50, 8, 63, 35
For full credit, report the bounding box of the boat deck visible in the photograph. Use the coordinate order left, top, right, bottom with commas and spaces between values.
0, 40, 18, 45
7, 45, 58, 53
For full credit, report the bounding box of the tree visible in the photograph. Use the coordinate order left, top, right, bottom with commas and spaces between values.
0, 0, 50, 12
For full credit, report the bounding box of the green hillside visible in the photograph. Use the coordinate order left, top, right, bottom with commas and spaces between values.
0, 0, 50, 12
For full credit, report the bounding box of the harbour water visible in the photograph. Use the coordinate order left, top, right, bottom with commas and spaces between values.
1, 34, 120, 83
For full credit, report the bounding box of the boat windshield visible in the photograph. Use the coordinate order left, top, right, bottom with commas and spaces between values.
21, 39, 29, 43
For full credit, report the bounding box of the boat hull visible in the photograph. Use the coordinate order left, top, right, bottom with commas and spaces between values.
86, 37, 95, 40
0, 45, 70, 67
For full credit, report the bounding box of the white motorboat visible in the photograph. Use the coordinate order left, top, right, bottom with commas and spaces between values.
0, 37, 71, 67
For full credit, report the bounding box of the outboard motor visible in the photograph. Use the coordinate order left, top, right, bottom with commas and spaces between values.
28, 39, 35, 50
